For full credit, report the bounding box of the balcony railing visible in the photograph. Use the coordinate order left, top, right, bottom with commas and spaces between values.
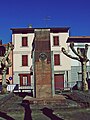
7, 84, 34, 93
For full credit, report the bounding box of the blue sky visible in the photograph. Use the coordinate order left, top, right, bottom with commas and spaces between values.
0, 0, 90, 43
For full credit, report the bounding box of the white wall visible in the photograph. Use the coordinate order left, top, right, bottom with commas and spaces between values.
13, 53, 32, 71
50, 33, 69, 51
50, 32, 71, 71
12, 33, 34, 72
12, 34, 34, 51
68, 43, 90, 66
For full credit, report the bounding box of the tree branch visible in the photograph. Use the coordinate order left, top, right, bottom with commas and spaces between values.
4, 43, 13, 60
85, 44, 88, 57
62, 47, 80, 61
70, 42, 82, 58
77, 48, 83, 59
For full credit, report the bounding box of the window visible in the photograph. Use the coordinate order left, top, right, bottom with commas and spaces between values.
53, 36, 59, 46
23, 77, 28, 85
54, 54, 60, 65
22, 55, 28, 66
22, 37, 28, 46
19, 74, 31, 86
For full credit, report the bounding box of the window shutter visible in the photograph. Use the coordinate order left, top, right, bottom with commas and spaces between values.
22, 37, 28, 46
19, 74, 23, 86
22, 55, 28, 66
54, 54, 60, 65
53, 36, 59, 46
28, 75, 31, 86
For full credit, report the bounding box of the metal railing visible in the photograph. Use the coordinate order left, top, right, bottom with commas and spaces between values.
55, 81, 82, 94
0, 81, 82, 93
7, 84, 34, 93
7, 84, 19, 92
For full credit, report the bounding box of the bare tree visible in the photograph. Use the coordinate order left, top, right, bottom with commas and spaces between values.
0, 43, 14, 93
62, 42, 89, 91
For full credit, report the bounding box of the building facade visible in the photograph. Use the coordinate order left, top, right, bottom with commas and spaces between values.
11, 27, 71, 97
67, 36, 90, 87
11, 28, 34, 92
50, 28, 71, 95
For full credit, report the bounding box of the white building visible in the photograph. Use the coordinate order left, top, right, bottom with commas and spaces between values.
49, 28, 71, 94
11, 28, 34, 92
67, 36, 90, 88
11, 27, 71, 95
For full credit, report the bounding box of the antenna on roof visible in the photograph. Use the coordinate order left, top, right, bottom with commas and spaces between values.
44, 16, 51, 27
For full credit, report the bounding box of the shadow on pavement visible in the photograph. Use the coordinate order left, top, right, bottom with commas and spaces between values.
41, 107, 64, 120
21, 100, 32, 120
0, 111, 15, 120
14, 92, 33, 98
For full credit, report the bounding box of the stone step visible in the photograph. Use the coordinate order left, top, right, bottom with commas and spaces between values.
23, 95, 66, 106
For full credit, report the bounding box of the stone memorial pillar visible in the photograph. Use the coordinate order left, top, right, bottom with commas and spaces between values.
34, 29, 52, 98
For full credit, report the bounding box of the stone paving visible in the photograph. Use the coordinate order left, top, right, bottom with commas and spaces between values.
0, 93, 24, 120
0, 92, 90, 120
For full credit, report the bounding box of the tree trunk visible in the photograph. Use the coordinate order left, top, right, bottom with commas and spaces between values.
2, 69, 6, 85
81, 61, 88, 91
1, 69, 7, 94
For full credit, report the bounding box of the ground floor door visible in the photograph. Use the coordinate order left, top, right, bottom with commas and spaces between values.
54, 74, 64, 90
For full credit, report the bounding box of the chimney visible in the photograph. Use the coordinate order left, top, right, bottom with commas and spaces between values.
28, 24, 32, 28
0, 40, 2, 45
